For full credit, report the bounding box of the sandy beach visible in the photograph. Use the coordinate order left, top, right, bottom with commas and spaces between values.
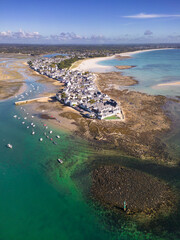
74, 48, 174, 72
73, 55, 116, 72
157, 81, 180, 87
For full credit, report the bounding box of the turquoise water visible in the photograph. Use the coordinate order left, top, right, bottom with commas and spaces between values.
99, 48, 180, 163
99, 49, 180, 97
0, 57, 180, 240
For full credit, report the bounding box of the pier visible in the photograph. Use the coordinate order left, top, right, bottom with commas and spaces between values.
15, 95, 55, 105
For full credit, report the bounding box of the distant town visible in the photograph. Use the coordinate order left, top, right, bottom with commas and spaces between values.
28, 56, 124, 120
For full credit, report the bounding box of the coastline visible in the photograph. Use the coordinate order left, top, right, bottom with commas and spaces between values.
74, 48, 174, 72
0, 53, 180, 238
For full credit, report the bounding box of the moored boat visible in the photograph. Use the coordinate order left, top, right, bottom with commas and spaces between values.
7, 144, 13, 149
57, 158, 63, 164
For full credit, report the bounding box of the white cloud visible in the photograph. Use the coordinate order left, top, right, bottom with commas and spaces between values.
0, 29, 180, 44
0, 30, 41, 39
124, 13, 180, 19
144, 30, 153, 36
50, 32, 87, 41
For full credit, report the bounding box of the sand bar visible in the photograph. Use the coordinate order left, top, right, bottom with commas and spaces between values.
157, 81, 180, 87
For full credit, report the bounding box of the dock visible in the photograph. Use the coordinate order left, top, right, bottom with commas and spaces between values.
14, 95, 55, 105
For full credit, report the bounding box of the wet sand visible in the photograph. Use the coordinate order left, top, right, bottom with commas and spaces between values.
0, 59, 25, 100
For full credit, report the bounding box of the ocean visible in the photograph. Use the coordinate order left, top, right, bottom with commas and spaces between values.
0, 52, 180, 240
99, 49, 180, 97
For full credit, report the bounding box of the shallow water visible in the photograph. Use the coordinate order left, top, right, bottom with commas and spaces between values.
99, 49, 180, 97
0, 57, 180, 240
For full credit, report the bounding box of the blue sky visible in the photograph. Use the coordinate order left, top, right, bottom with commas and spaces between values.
1, 0, 180, 43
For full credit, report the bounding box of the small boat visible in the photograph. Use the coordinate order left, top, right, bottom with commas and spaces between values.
49, 131, 52, 134
46, 136, 49, 139
56, 135, 60, 138
57, 159, 63, 164
13, 115, 17, 118
43, 124, 47, 126
27, 126, 30, 129
32, 116, 34, 118
39, 138, 43, 142
18, 117, 20, 119
22, 122, 25, 124
33, 125, 35, 127
46, 126, 48, 129
50, 138, 53, 141
24, 117, 27, 120
53, 141, 57, 145
27, 113, 29, 115
44, 132, 46, 135
31, 123, 34, 126
32, 131, 35, 135
7, 144, 13, 149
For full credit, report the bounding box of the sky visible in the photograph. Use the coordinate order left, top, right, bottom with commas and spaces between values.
0, 0, 180, 44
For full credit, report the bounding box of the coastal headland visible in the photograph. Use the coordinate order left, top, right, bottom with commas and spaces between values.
21, 49, 178, 164
0, 49, 179, 220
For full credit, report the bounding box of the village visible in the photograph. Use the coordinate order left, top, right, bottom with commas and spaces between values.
29, 56, 124, 120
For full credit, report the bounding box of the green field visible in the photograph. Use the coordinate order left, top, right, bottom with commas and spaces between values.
104, 115, 120, 120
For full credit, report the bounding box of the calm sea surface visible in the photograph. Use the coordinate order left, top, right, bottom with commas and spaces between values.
0, 54, 179, 240
99, 49, 180, 97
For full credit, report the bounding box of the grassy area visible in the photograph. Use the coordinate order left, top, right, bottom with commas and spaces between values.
104, 115, 120, 120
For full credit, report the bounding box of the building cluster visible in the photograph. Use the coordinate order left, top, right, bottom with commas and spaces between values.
29, 57, 124, 120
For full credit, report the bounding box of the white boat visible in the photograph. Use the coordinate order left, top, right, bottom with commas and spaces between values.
27, 126, 30, 129
39, 138, 43, 142
32, 131, 35, 135
33, 125, 35, 127
56, 135, 60, 138
7, 144, 13, 149
22, 122, 25, 124
18, 117, 20, 119
57, 159, 63, 164
24, 117, 27, 120
32, 116, 34, 118
31, 123, 34, 126
13, 115, 17, 118
49, 131, 52, 134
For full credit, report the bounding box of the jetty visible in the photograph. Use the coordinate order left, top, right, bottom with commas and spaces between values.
14, 95, 55, 105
